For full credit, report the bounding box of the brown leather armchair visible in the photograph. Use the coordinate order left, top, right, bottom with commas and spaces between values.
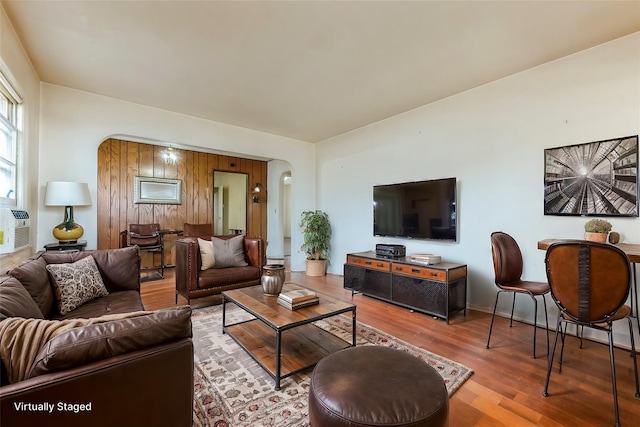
183, 223, 213, 238
175, 234, 265, 304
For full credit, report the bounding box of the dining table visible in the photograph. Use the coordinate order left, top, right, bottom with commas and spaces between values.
538, 239, 640, 331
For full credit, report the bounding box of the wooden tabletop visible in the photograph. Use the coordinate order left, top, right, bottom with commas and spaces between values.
223, 283, 356, 330
538, 239, 640, 263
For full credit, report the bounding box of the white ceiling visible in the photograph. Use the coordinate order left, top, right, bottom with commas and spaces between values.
3, 1, 640, 143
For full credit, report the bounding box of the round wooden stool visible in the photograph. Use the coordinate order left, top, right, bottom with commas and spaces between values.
309, 346, 449, 427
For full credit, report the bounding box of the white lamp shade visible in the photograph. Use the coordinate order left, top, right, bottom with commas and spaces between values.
44, 182, 92, 206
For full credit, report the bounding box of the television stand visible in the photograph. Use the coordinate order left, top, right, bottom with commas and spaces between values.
343, 251, 467, 323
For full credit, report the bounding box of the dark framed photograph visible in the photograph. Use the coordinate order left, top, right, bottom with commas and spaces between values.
544, 135, 638, 217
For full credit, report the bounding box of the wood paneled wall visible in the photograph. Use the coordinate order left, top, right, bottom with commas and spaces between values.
97, 138, 268, 262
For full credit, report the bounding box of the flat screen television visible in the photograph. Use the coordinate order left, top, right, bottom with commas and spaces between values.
373, 177, 457, 241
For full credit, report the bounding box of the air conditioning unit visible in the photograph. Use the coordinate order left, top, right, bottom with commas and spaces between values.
0, 208, 30, 254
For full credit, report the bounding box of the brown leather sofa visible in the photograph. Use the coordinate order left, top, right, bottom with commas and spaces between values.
175, 234, 265, 304
0, 246, 194, 427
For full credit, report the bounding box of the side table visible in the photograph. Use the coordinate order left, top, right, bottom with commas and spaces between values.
44, 240, 87, 253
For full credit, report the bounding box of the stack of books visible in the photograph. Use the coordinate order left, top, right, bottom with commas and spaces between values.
410, 254, 442, 265
277, 288, 319, 310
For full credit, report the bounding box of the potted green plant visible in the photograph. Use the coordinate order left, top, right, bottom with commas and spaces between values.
584, 218, 612, 243
300, 210, 331, 276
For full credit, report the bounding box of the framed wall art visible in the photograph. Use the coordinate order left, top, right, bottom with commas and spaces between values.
133, 176, 182, 204
544, 135, 638, 217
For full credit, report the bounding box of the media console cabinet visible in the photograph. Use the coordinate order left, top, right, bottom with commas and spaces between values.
344, 251, 467, 323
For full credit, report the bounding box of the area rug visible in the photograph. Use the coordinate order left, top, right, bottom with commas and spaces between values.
191, 303, 473, 427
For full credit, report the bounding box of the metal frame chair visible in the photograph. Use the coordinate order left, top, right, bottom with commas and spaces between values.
121, 223, 165, 279
543, 240, 639, 427
486, 231, 550, 358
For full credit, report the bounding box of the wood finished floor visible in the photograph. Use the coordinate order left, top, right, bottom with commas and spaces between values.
142, 269, 640, 427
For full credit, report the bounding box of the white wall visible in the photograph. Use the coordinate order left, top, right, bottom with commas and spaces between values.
37, 84, 316, 261
316, 33, 640, 346
0, 5, 40, 245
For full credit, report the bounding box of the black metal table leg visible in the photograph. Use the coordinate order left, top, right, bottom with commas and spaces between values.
275, 330, 282, 390
352, 308, 357, 346
222, 296, 227, 334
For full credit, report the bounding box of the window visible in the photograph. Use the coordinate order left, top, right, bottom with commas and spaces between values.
0, 71, 21, 206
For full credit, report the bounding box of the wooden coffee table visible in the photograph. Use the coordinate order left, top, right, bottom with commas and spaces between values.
222, 283, 356, 390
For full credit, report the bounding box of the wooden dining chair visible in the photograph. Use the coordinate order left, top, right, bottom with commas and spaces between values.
543, 240, 639, 427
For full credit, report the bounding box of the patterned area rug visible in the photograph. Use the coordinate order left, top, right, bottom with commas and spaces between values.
192, 303, 472, 427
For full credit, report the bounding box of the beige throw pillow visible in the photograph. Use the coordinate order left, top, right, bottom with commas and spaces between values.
45, 256, 109, 315
198, 238, 215, 270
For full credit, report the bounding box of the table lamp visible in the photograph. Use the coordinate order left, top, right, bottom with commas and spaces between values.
44, 181, 92, 243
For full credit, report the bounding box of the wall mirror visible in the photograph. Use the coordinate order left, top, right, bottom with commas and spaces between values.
213, 171, 247, 235
133, 176, 182, 204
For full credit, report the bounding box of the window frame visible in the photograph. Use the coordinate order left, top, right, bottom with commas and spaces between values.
0, 69, 22, 207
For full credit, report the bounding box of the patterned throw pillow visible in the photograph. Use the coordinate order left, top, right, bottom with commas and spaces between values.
45, 256, 109, 315
212, 235, 248, 268
197, 238, 216, 270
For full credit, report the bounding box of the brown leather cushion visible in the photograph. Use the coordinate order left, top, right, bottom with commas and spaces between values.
130, 236, 161, 247
43, 246, 141, 293
197, 266, 260, 289
7, 254, 53, 317
49, 290, 144, 320
29, 306, 192, 379
183, 223, 213, 238
0, 276, 44, 321
310, 346, 449, 427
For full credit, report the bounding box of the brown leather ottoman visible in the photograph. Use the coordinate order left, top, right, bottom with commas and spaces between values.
309, 346, 449, 427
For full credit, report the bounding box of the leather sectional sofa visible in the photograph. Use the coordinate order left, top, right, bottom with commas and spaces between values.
0, 246, 194, 427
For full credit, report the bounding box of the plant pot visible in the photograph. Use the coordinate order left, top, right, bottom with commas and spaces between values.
584, 232, 608, 243
305, 259, 327, 277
